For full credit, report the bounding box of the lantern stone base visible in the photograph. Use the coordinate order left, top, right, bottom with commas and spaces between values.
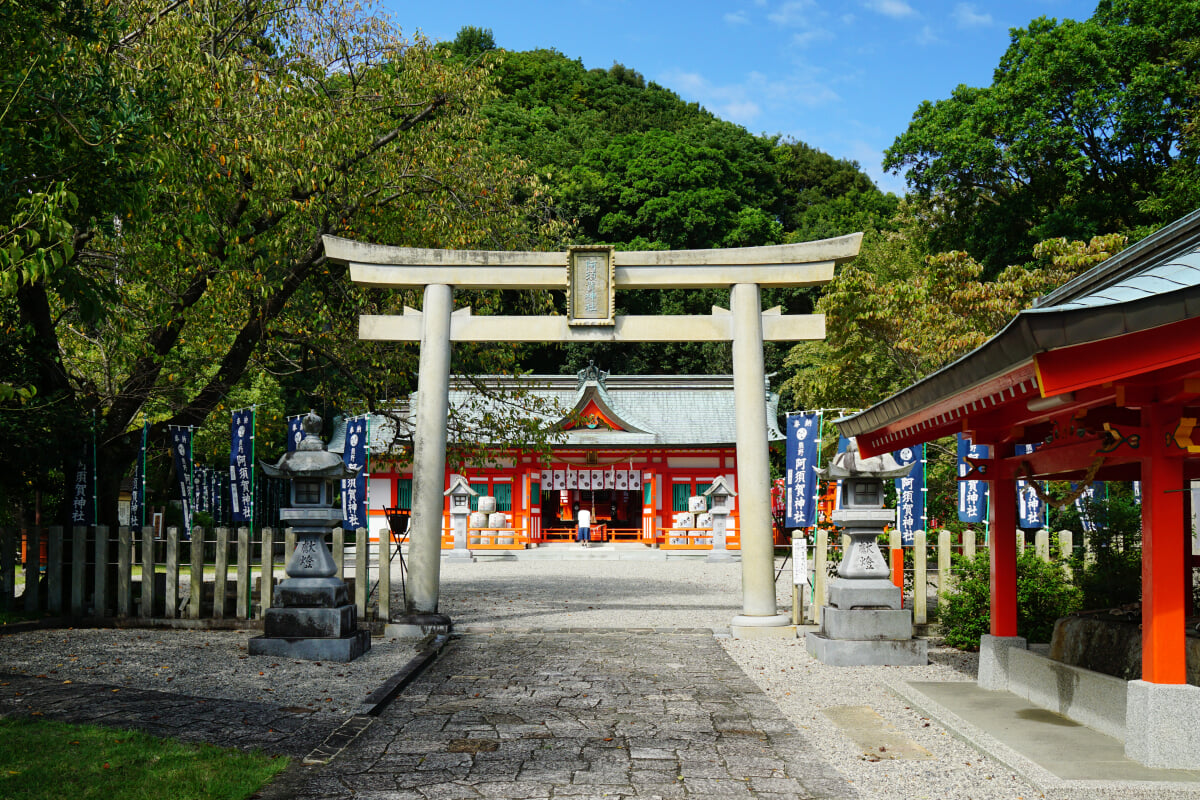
274, 577, 350, 608
248, 628, 371, 662
806, 576, 927, 666
805, 632, 928, 666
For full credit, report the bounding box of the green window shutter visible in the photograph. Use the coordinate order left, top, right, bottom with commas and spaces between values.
672, 483, 691, 512
469, 482, 488, 511
643, 481, 651, 507
696, 482, 713, 510
531, 481, 540, 505
494, 482, 512, 512
397, 479, 413, 510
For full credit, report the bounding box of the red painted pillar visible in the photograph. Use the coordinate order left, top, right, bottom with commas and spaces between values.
1142, 404, 1187, 684
989, 471, 1018, 637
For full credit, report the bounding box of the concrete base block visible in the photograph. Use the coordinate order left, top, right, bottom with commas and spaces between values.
385, 612, 452, 638
248, 629, 371, 662
978, 634, 1027, 691
443, 550, 475, 562
805, 631, 927, 666
730, 624, 798, 639
1125, 681, 1200, 769
1007, 647, 1127, 740
706, 551, 736, 562
820, 605, 914, 641
828, 578, 901, 610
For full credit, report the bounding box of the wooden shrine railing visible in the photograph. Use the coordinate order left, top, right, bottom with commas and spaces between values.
0, 525, 391, 624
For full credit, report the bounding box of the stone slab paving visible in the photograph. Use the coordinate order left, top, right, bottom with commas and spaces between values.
0, 673, 343, 758
265, 629, 856, 800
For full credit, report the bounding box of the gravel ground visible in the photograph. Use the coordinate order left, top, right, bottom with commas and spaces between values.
0, 628, 422, 716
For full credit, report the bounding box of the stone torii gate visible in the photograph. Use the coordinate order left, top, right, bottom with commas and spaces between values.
323, 234, 862, 635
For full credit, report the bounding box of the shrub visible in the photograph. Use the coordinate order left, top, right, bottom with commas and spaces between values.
940, 549, 1082, 650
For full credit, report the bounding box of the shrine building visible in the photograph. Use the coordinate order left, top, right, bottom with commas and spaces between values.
341, 364, 784, 550
837, 208, 1200, 769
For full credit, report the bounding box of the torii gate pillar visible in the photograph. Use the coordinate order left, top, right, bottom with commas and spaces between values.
731, 283, 791, 627
325, 233, 862, 636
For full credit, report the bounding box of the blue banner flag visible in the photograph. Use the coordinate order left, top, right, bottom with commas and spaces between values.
230, 409, 254, 524
70, 435, 97, 526
342, 416, 369, 530
129, 423, 147, 532
957, 434, 989, 524
784, 412, 821, 528
169, 426, 194, 536
893, 443, 926, 545
1016, 443, 1045, 529
287, 414, 306, 453
1072, 481, 1104, 532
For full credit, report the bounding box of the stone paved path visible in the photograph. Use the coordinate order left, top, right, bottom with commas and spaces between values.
267, 629, 855, 799
0, 673, 342, 758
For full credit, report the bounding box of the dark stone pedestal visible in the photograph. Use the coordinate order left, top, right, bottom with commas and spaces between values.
247, 576, 371, 662
805, 577, 927, 666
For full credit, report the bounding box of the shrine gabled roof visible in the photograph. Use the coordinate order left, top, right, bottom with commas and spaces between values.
838, 208, 1200, 455
329, 370, 785, 453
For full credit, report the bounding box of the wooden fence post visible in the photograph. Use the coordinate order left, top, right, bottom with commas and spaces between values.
47, 526, 63, 615
94, 525, 109, 617
1035, 528, 1050, 562
164, 526, 179, 619
71, 526, 87, 617
214, 527, 229, 620
377, 527, 390, 622
189, 527, 204, 620
236, 527, 250, 620
333, 528, 344, 579
0, 529, 13, 611
117, 527, 132, 617
261, 527, 275, 613
284, 527, 295, 571
1017, 528, 1026, 556
355, 527, 368, 620
24, 528, 41, 613
1058, 529, 1074, 579
913, 529, 927, 625
814, 528, 828, 620
937, 530, 952, 608
963, 529, 976, 560
141, 526, 155, 618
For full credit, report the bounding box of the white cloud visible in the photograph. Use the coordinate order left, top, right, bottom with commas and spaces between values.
768, 0, 817, 27
791, 28, 834, 47
914, 24, 939, 45
864, 0, 917, 19
724, 10, 750, 25
952, 3, 992, 27
657, 66, 839, 128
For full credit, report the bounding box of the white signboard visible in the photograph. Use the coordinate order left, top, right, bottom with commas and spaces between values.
793, 536, 808, 586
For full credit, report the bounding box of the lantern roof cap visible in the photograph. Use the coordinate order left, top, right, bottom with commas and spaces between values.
262, 411, 360, 480
816, 437, 913, 480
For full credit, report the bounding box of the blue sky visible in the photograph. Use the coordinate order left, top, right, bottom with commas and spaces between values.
380, 1, 1100, 195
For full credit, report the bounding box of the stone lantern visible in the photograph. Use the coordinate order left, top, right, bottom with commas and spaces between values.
805, 437, 926, 666
703, 476, 737, 562
444, 475, 478, 561
249, 411, 371, 662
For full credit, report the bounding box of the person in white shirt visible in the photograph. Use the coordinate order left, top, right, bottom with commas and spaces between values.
575, 504, 591, 547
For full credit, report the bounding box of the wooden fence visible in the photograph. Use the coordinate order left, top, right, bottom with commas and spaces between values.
0, 525, 390, 624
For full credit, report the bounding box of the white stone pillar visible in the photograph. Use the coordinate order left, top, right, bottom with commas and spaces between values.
730, 283, 789, 628
405, 283, 454, 618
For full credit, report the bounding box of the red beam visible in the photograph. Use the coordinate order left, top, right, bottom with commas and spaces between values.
1036, 316, 1200, 397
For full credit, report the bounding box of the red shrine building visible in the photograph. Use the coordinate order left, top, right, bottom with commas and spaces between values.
350, 364, 785, 550
839, 209, 1200, 769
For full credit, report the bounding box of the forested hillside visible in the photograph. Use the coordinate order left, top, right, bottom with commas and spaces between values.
437, 27, 899, 374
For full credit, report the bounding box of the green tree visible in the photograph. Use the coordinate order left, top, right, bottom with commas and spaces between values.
4, 0, 558, 527
884, 0, 1200, 273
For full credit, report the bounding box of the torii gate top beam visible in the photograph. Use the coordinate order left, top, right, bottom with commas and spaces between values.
324, 233, 862, 290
